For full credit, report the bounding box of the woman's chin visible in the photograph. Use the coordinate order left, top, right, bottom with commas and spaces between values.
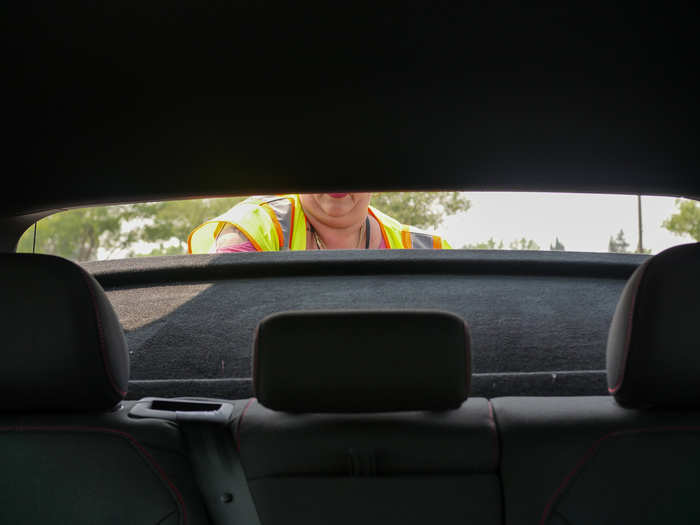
300, 193, 370, 227
322, 210, 356, 224
318, 200, 355, 217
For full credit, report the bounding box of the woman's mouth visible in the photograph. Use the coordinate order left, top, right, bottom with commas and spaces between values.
328, 193, 349, 199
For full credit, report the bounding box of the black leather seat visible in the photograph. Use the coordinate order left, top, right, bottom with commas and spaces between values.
493, 243, 700, 525
238, 310, 502, 525
0, 254, 210, 524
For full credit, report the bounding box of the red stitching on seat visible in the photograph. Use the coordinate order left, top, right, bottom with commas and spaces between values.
252, 323, 261, 396
235, 398, 256, 453
539, 425, 700, 525
487, 400, 499, 469
80, 271, 127, 398
0, 425, 187, 524
464, 321, 471, 396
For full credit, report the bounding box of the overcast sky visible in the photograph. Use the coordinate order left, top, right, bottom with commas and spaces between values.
434, 193, 694, 254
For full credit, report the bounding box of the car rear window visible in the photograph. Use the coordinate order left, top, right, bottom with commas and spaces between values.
17, 192, 699, 261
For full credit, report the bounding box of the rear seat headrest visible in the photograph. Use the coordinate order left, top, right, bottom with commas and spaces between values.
0, 254, 129, 411
607, 243, 700, 408
253, 310, 470, 413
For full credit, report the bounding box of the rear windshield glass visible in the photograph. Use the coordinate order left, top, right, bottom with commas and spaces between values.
17, 192, 699, 261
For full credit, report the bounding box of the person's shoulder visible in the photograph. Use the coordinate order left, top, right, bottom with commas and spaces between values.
368, 205, 402, 228
219, 195, 297, 218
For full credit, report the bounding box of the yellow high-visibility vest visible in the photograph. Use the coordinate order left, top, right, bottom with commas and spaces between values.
187, 194, 451, 253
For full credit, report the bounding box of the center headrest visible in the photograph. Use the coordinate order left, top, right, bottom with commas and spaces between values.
0, 254, 129, 411
253, 310, 470, 412
607, 243, 700, 408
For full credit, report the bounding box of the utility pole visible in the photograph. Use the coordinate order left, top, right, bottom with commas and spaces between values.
636, 194, 644, 253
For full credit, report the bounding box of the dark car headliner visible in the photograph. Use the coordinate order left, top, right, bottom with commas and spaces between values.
4, 5, 699, 220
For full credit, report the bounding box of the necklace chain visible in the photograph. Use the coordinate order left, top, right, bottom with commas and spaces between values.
312, 219, 366, 250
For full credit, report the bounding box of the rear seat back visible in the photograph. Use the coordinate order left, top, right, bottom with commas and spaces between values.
493, 242, 700, 525
239, 310, 501, 525
493, 396, 700, 525
0, 254, 209, 524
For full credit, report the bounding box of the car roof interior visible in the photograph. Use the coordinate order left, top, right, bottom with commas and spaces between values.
3, 5, 699, 525
4, 5, 699, 218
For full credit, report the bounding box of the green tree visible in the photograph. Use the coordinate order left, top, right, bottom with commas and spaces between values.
509, 238, 540, 250
370, 192, 471, 229
464, 238, 505, 250
127, 197, 244, 255
608, 229, 630, 253
549, 237, 565, 251
16, 197, 244, 261
464, 237, 540, 250
662, 199, 700, 241
16, 206, 137, 261
133, 244, 190, 257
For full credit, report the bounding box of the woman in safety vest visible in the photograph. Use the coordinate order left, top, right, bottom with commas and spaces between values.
188, 193, 451, 253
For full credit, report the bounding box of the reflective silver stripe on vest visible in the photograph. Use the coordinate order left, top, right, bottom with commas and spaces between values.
410, 231, 435, 249
264, 197, 294, 250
